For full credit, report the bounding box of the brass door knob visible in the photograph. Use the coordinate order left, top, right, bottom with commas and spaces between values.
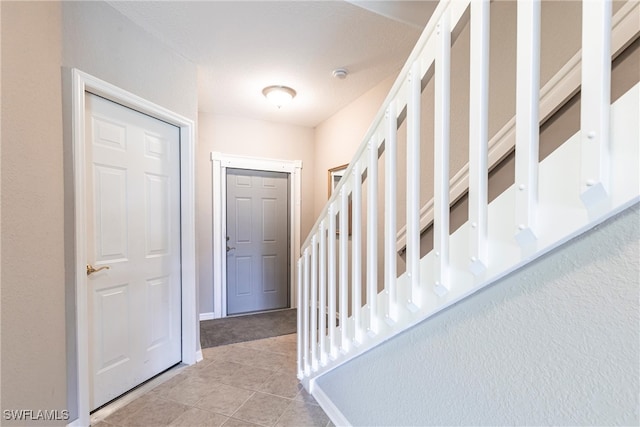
87, 264, 110, 276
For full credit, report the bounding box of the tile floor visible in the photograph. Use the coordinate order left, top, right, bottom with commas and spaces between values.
92, 334, 332, 427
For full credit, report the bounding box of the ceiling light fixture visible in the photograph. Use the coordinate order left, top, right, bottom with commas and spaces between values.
262, 85, 297, 108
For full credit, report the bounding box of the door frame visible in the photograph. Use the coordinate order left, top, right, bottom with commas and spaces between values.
70, 69, 198, 426
211, 152, 302, 318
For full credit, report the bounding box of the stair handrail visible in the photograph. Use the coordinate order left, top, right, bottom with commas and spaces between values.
297, 0, 639, 394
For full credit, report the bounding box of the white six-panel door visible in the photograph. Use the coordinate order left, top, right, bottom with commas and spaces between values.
226, 168, 289, 315
85, 93, 181, 410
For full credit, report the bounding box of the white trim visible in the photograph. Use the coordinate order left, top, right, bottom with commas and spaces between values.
211, 152, 302, 319
199, 312, 215, 321
395, 0, 640, 251
69, 69, 197, 427
66, 418, 84, 427
311, 381, 352, 427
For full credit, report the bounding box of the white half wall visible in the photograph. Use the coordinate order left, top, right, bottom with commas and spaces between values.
315, 203, 640, 426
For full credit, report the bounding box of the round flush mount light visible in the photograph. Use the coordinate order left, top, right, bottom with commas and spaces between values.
262, 85, 297, 108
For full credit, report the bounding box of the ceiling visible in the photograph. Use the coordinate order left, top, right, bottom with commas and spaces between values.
107, 1, 437, 128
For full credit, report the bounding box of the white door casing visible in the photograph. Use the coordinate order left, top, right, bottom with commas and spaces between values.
211, 152, 302, 319
85, 93, 181, 409
226, 169, 290, 315
70, 69, 197, 427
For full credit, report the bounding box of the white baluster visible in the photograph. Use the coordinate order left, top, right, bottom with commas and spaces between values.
297, 257, 303, 378
339, 187, 349, 353
407, 60, 422, 310
302, 247, 310, 375
318, 220, 328, 365
310, 234, 318, 371
434, 9, 451, 297
580, 0, 612, 207
352, 162, 363, 343
514, 0, 541, 246
327, 204, 338, 359
468, 0, 490, 275
384, 102, 398, 323
367, 137, 379, 336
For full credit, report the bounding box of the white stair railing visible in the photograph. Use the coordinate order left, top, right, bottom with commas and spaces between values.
298, 0, 640, 390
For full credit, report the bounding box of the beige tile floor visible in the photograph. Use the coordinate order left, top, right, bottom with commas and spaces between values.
92, 334, 332, 427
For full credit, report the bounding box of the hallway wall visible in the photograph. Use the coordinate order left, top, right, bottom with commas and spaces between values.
1, 1, 199, 423
1, 2, 66, 424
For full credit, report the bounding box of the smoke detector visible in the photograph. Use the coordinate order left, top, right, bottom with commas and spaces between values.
332, 68, 348, 79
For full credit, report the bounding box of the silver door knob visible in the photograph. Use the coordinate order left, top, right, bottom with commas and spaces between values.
226, 245, 236, 253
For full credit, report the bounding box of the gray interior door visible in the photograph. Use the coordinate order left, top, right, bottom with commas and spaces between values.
226, 168, 290, 315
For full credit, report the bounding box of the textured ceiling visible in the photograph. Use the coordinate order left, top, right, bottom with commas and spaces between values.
107, 1, 436, 127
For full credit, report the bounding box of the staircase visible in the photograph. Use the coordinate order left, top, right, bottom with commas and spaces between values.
297, 0, 639, 406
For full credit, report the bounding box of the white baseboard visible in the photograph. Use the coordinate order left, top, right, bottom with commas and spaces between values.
66, 417, 84, 427
199, 312, 214, 321
195, 349, 203, 363
311, 382, 351, 427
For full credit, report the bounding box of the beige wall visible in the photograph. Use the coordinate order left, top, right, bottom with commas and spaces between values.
313, 75, 396, 218
2, 1, 199, 423
197, 113, 315, 314
1, 1, 67, 424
